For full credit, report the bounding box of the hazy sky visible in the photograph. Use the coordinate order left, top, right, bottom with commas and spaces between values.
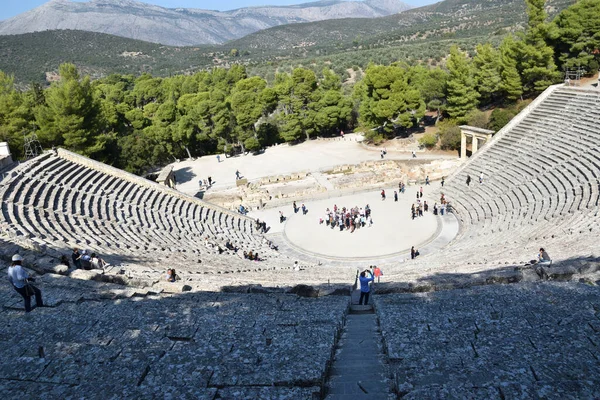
1, 0, 439, 20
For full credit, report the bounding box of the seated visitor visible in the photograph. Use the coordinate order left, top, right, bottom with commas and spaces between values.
538, 248, 552, 264
72, 248, 82, 269
80, 250, 92, 270
90, 253, 109, 269
166, 269, 179, 282
60, 255, 70, 268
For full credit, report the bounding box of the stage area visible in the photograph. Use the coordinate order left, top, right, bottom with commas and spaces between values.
250, 185, 441, 259
173, 134, 455, 196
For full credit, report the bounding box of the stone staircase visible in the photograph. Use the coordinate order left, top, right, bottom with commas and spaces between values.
325, 289, 393, 399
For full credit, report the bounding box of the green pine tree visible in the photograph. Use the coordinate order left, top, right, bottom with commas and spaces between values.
518, 0, 562, 94
445, 46, 480, 120
473, 43, 502, 105
499, 35, 523, 102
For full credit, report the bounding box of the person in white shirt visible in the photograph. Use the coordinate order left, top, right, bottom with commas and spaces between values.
7, 254, 43, 312
90, 253, 109, 270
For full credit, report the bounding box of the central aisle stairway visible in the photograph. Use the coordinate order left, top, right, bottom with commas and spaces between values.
325, 290, 393, 399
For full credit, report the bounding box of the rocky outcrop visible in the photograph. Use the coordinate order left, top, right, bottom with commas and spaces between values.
0, 0, 411, 46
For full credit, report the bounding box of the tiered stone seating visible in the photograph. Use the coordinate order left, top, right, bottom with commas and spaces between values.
429, 86, 600, 266
0, 273, 348, 399
375, 282, 600, 398
0, 149, 281, 280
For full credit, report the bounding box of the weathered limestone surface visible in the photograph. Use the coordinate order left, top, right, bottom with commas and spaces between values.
375, 282, 600, 399
0, 276, 348, 399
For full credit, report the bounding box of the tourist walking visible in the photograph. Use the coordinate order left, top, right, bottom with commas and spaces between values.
441, 176, 445, 187
394, 191, 398, 202
358, 269, 374, 305
425, 176, 430, 185
7, 254, 43, 312
293, 201, 298, 213
216, 155, 221, 163
466, 175, 471, 186
479, 172, 484, 184
381, 190, 386, 200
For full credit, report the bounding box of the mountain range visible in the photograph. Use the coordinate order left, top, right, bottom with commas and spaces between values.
0, 0, 412, 46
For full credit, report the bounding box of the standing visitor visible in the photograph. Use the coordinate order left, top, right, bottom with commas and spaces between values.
441, 176, 445, 187
7, 254, 43, 312
372, 266, 383, 283
479, 172, 484, 184
411, 246, 419, 260
394, 191, 398, 202
381, 190, 386, 200
358, 269, 374, 305
466, 175, 471, 186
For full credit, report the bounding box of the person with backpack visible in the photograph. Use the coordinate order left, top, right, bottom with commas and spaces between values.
7, 254, 43, 312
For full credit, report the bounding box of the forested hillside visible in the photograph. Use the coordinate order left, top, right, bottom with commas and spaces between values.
0, 0, 576, 85
0, 30, 215, 84
0, 0, 598, 177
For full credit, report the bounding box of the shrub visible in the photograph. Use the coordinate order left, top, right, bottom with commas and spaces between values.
466, 110, 489, 129
364, 129, 385, 144
488, 108, 515, 132
438, 120, 461, 150
244, 137, 261, 152
419, 132, 438, 149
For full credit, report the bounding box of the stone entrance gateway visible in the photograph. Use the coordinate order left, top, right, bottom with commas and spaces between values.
460, 125, 494, 159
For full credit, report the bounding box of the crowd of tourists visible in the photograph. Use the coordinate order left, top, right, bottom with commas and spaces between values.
320, 204, 373, 232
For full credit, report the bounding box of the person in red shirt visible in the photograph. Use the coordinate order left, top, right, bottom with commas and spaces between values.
371, 265, 383, 283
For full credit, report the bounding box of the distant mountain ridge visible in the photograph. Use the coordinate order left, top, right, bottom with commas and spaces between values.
0, 0, 412, 46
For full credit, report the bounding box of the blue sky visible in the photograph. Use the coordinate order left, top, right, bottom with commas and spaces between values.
1, 0, 438, 20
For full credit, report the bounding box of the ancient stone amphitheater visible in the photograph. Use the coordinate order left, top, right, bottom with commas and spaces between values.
1, 84, 599, 399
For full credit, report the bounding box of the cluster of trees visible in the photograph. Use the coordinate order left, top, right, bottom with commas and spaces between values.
0, 64, 353, 173
0, 0, 598, 173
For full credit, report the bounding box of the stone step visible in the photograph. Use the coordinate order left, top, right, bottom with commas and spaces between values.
325, 311, 391, 398
350, 304, 374, 314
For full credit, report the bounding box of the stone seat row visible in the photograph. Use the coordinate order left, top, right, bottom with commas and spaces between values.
0, 153, 277, 267
1, 280, 349, 399
440, 86, 600, 265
